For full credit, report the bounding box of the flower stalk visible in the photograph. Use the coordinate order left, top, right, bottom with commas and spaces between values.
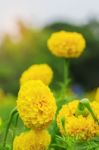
12, 113, 19, 149
2, 107, 18, 149
62, 59, 70, 99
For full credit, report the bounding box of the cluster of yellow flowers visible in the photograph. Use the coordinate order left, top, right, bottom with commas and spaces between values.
47, 30, 99, 140
13, 80, 57, 149
13, 30, 98, 149
13, 63, 57, 149
57, 98, 99, 140
48, 31, 86, 58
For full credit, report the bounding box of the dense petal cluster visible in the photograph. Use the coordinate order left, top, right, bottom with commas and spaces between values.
57, 100, 99, 139
48, 31, 86, 58
17, 80, 57, 129
20, 64, 53, 85
13, 130, 51, 150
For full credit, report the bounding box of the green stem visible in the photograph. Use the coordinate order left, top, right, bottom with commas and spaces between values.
62, 59, 70, 99
64, 59, 69, 86
2, 107, 18, 149
11, 113, 19, 149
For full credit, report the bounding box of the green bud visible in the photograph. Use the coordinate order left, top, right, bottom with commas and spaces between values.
75, 102, 89, 117
80, 98, 99, 124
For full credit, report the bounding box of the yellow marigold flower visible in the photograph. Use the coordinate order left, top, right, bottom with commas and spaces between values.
47, 31, 86, 58
17, 80, 57, 129
20, 64, 53, 86
57, 100, 99, 139
13, 129, 51, 150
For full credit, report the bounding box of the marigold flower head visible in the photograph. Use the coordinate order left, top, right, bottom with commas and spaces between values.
13, 129, 51, 150
20, 64, 53, 86
17, 80, 57, 129
47, 31, 86, 58
57, 100, 99, 139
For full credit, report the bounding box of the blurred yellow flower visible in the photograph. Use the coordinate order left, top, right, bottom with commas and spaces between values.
85, 89, 96, 101
85, 87, 99, 102
13, 129, 51, 150
57, 100, 99, 139
95, 88, 99, 102
48, 31, 86, 58
0, 88, 5, 100
20, 64, 53, 86
91, 101, 99, 119
17, 80, 57, 129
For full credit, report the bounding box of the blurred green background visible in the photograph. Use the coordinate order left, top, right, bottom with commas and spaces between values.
0, 20, 99, 95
